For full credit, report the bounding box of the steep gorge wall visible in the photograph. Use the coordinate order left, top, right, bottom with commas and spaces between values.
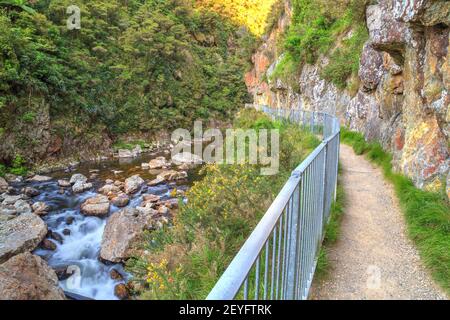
246, 0, 449, 194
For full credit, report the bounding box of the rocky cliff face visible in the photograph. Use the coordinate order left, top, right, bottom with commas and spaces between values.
246, 0, 449, 193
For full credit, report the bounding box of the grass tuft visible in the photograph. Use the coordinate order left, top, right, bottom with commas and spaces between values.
315, 167, 345, 280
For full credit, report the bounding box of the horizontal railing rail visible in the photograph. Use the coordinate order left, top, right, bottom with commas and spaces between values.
207, 105, 340, 300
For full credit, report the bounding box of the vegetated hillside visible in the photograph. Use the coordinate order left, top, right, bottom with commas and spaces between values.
195, 0, 279, 36
246, 0, 449, 194
0, 0, 259, 167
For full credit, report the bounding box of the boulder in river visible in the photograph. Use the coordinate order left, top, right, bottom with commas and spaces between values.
0, 178, 8, 193
148, 177, 164, 186
98, 184, 121, 196
124, 175, 144, 194
13, 200, 33, 215
57, 179, 71, 188
148, 157, 170, 169
1, 194, 27, 205
48, 231, 63, 244
114, 283, 129, 300
31, 202, 50, 216
157, 205, 169, 215
22, 187, 40, 197
69, 173, 88, 185
5, 174, 22, 183
0, 213, 47, 263
157, 170, 188, 182
110, 269, 124, 281
100, 208, 156, 262
80, 195, 110, 217
40, 239, 57, 251
172, 152, 203, 165
0, 252, 66, 300
54, 266, 73, 281
65, 216, 75, 225
142, 194, 161, 204
111, 193, 130, 208
27, 175, 52, 183
0, 197, 32, 218
118, 147, 141, 158
72, 181, 93, 193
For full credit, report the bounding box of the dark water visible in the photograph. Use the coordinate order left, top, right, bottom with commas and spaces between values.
14, 151, 198, 300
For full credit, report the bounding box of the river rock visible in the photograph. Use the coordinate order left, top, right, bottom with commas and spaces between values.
111, 194, 130, 207
5, 174, 21, 183
1, 194, 27, 205
41, 239, 57, 251
0, 178, 8, 193
110, 269, 124, 281
114, 283, 129, 300
172, 152, 203, 165
0, 213, 47, 263
136, 202, 157, 215
148, 177, 164, 186
49, 231, 63, 244
98, 184, 121, 196
80, 195, 110, 217
157, 170, 188, 182
22, 187, 40, 197
142, 194, 161, 204
118, 149, 134, 158
58, 179, 71, 188
13, 200, 33, 215
105, 179, 114, 185
148, 157, 170, 169
72, 181, 93, 193
124, 175, 144, 194
31, 202, 50, 216
62, 229, 71, 236
27, 175, 52, 183
54, 266, 73, 281
116, 145, 144, 159
0, 252, 66, 300
65, 216, 75, 225
69, 173, 88, 185
164, 198, 179, 209
157, 205, 169, 215
100, 208, 156, 262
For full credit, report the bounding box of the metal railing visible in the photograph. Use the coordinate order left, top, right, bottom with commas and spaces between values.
207, 105, 340, 300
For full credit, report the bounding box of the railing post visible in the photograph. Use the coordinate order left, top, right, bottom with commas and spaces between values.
286, 174, 300, 300
334, 132, 340, 202
321, 143, 328, 234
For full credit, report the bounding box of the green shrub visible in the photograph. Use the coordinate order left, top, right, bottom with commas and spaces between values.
273, 0, 369, 89
21, 112, 36, 123
8, 155, 28, 176
0, 164, 6, 177
321, 25, 368, 89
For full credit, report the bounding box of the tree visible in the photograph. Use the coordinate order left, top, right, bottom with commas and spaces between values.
0, 0, 36, 14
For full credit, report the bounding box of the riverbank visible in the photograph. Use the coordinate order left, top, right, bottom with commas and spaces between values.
0, 142, 202, 299
126, 109, 321, 299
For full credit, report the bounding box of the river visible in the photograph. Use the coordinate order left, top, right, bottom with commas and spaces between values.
12, 150, 198, 300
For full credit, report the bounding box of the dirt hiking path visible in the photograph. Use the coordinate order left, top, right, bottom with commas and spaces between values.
310, 144, 447, 300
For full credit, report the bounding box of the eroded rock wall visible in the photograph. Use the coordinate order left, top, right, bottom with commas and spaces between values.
246, 0, 449, 192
